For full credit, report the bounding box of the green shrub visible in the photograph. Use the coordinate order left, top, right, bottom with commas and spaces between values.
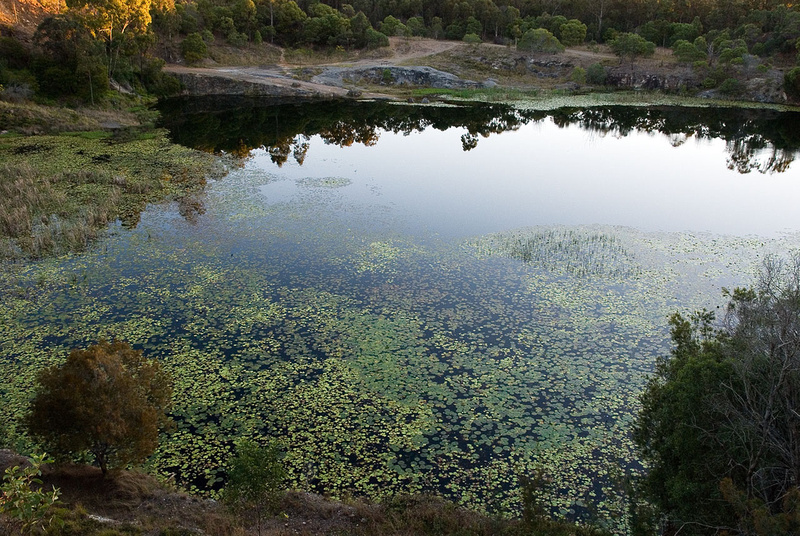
586, 62, 607, 84
224, 440, 285, 536
784, 67, 800, 100
673, 39, 706, 62
559, 19, 587, 47
609, 32, 655, 64
406, 16, 426, 37
380, 15, 407, 37
445, 22, 465, 40
718, 77, 743, 95
518, 28, 564, 53
570, 66, 586, 84
366, 28, 389, 49
227, 31, 248, 47
181, 33, 208, 64
462, 33, 482, 45
0, 454, 61, 535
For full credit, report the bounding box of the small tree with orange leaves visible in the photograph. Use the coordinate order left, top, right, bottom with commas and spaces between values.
27, 340, 172, 476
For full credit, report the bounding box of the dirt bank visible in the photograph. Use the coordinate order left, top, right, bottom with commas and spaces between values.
165, 37, 790, 104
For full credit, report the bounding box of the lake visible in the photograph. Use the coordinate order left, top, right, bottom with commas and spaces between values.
3, 98, 800, 531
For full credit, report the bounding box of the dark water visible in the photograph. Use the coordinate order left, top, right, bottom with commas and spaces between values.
2, 99, 800, 533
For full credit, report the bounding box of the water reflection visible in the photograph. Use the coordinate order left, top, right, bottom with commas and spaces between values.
158, 98, 800, 174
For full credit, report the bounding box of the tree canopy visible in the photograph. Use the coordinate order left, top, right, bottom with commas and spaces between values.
27, 340, 173, 475
635, 255, 800, 534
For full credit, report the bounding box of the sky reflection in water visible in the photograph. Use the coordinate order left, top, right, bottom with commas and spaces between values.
250, 114, 800, 239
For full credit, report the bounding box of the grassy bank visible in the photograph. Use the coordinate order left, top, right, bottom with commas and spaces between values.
0, 101, 223, 260
0, 457, 607, 536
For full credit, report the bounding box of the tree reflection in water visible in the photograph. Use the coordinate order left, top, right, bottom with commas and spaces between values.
158, 97, 800, 174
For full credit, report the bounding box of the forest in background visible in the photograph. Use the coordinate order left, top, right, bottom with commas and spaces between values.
2, 0, 800, 104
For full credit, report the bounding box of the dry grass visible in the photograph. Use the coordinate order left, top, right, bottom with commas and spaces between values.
0, 100, 142, 135
0, 163, 122, 258
0, 456, 608, 536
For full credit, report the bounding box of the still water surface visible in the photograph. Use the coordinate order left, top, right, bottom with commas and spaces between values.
5, 100, 800, 531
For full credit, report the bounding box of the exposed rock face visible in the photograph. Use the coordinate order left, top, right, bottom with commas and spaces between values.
170, 70, 347, 98
606, 71, 699, 91
311, 66, 483, 89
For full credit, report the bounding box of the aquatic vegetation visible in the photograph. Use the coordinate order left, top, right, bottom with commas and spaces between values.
3, 102, 800, 534
472, 228, 641, 279
1, 161, 794, 535
0, 131, 221, 259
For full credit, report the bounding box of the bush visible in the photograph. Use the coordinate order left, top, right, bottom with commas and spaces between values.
227, 31, 248, 47
570, 66, 586, 84
181, 33, 207, 64
380, 15, 408, 37
635, 255, 800, 530
609, 32, 655, 64
673, 39, 706, 63
406, 16, 426, 37
26, 340, 173, 476
559, 19, 587, 47
444, 22, 465, 40
518, 28, 564, 53
462, 33, 481, 45
366, 28, 389, 49
0, 454, 61, 535
718, 77, 743, 95
224, 440, 285, 535
785, 67, 800, 100
586, 62, 607, 84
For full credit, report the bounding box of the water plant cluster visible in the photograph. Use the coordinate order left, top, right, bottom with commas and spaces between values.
3, 101, 800, 534
472, 228, 642, 279
0, 130, 221, 259
2, 155, 797, 533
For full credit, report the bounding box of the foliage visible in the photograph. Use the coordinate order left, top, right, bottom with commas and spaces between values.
673, 39, 707, 63
365, 28, 389, 49
784, 67, 800, 101
518, 28, 564, 53
0, 454, 61, 535
559, 19, 587, 47
224, 440, 285, 536
718, 77, 744, 95
380, 15, 407, 37
463, 32, 482, 44
181, 32, 207, 64
586, 63, 607, 84
570, 66, 586, 84
609, 33, 655, 65
27, 340, 173, 475
635, 254, 800, 533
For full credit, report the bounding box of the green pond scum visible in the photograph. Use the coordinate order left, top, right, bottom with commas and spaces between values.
3, 100, 800, 534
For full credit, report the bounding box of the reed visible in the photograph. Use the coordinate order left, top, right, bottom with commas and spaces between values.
0, 163, 119, 258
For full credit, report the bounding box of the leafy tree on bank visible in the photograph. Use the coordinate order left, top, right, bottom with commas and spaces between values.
635, 254, 800, 534
609, 33, 655, 71
26, 340, 173, 476
518, 28, 564, 53
560, 18, 587, 47
224, 440, 286, 536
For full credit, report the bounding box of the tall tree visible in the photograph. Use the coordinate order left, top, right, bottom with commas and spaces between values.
65, 0, 158, 78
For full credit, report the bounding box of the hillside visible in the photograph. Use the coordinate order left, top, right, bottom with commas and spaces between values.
0, 450, 604, 536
